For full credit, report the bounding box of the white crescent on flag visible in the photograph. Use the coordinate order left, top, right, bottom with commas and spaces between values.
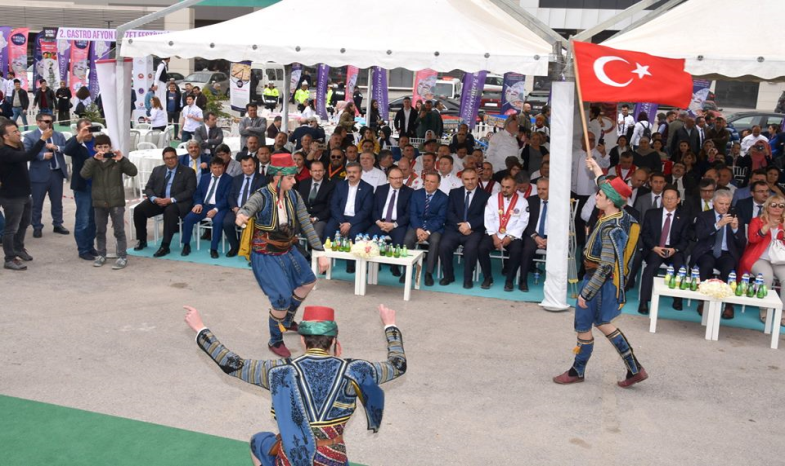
593, 56, 633, 88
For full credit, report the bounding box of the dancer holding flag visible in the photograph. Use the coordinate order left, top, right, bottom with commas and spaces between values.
236, 153, 329, 358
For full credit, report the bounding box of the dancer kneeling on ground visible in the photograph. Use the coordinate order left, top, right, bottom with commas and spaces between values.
554, 155, 648, 388
235, 153, 330, 358
184, 303, 406, 466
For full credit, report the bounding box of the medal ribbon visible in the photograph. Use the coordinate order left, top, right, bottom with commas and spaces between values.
498, 192, 518, 234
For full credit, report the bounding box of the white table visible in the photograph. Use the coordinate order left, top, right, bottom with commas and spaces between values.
362, 250, 425, 301
716, 294, 783, 349
310, 250, 364, 295
650, 280, 721, 340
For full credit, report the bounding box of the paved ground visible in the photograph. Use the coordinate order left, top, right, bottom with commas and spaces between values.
2, 201, 785, 465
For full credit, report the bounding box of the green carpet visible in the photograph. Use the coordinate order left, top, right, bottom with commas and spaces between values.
0, 395, 366, 466
127, 238, 784, 336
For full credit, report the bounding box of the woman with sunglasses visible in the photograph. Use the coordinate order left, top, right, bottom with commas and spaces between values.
740, 195, 785, 323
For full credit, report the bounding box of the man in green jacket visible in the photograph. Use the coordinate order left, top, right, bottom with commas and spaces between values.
80, 134, 138, 270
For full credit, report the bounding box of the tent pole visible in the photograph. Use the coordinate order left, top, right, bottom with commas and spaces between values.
572, 0, 662, 42
282, 64, 291, 134
366, 68, 373, 121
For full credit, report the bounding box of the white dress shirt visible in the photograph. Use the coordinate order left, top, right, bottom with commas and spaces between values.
617, 113, 635, 137
484, 193, 529, 240
344, 182, 360, 216
438, 173, 463, 195
361, 167, 387, 192
485, 130, 521, 172
181, 104, 203, 133
650, 192, 662, 209
402, 108, 412, 131
571, 148, 609, 196
671, 176, 686, 199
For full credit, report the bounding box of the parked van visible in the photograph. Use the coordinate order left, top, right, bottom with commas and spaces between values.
484, 74, 504, 93
432, 78, 463, 99
250, 62, 285, 97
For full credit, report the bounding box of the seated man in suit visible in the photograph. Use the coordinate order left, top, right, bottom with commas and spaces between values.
256, 145, 272, 178
234, 134, 260, 162
438, 167, 490, 289
520, 177, 550, 292
633, 171, 666, 225
323, 162, 374, 272
193, 111, 224, 156
179, 140, 210, 186
478, 176, 530, 292
666, 161, 695, 200
297, 160, 335, 241
224, 156, 265, 257
180, 157, 233, 258
736, 180, 770, 226
366, 167, 413, 277
404, 172, 448, 286
638, 185, 690, 315
133, 147, 197, 257
325, 148, 346, 182
24, 113, 69, 237
691, 189, 747, 319
215, 143, 242, 177
732, 168, 767, 205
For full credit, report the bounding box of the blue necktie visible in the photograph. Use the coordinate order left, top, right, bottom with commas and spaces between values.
538, 201, 548, 237
48, 139, 57, 170
164, 170, 173, 198
463, 190, 471, 222
240, 176, 251, 206
425, 193, 433, 216
713, 214, 724, 258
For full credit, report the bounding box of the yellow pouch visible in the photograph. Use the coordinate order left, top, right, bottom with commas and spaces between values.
238, 218, 255, 260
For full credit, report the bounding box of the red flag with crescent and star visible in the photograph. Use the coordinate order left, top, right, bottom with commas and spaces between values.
573, 41, 692, 108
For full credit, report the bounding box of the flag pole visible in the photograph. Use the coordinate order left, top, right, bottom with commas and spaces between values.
570, 39, 593, 160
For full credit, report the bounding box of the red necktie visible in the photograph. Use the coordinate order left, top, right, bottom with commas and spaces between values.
659, 212, 671, 248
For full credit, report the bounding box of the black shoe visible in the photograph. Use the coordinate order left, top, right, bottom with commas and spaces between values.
481, 277, 493, 290
439, 276, 454, 286
53, 226, 70, 235
504, 280, 514, 292
638, 303, 649, 315
181, 244, 191, 256
519, 281, 529, 292
390, 265, 401, 277
226, 247, 238, 258
346, 262, 355, 274
79, 253, 96, 261
16, 249, 33, 261
463, 280, 473, 289
672, 298, 683, 311
153, 245, 171, 257
33, 229, 42, 238
90, 248, 99, 256
424, 273, 434, 286
210, 249, 219, 259
134, 240, 147, 251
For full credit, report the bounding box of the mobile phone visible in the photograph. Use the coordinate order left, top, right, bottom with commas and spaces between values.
729, 207, 737, 217
89, 125, 102, 133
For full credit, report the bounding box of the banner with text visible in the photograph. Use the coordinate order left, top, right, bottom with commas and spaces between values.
69, 40, 90, 93
132, 56, 153, 123
58, 27, 167, 42
34, 28, 59, 90
412, 69, 437, 106
89, 40, 112, 98
0, 27, 12, 79
688, 78, 712, 117
501, 72, 526, 115
459, 70, 486, 129
229, 61, 251, 112
345, 66, 358, 101
633, 102, 659, 127
8, 28, 29, 90
371, 66, 388, 122
56, 37, 70, 85
316, 64, 330, 120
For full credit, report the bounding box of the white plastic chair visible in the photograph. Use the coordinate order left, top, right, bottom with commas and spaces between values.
135, 122, 151, 130
195, 218, 226, 253
129, 130, 141, 151
137, 142, 158, 151
177, 142, 188, 151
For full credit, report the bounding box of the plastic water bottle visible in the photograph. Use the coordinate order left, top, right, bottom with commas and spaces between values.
727, 270, 736, 285
740, 273, 750, 296
665, 265, 675, 285
534, 270, 540, 285
334, 230, 341, 243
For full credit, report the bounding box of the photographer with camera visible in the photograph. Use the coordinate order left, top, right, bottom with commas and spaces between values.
64, 119, 104, 260
79, 134, 138, 270
24, 113, 69, 239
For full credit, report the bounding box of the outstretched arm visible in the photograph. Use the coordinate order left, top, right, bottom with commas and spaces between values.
184, 306, 285, 390
372, 304, 407, 384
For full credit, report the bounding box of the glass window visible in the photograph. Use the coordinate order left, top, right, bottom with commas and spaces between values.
276, 69, 284, 80
266, 69, 276, 81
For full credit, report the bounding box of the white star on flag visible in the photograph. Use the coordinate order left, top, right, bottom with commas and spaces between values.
632, 63, 651, 79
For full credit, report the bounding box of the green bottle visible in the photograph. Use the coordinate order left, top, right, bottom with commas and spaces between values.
747, 283, 756, 298
393, 246, 401, 258
402, 246, 408, 257
735, 283, 744, 296
668, 275, 676, 289
757, 284, 767, 299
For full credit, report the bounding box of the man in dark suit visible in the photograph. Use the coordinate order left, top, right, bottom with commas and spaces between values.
393, 97, 418, 137
133, 147, 197, 257
324, 162, 374, 272
23, 113, 69, 237
180, 157, 233, 258
365, 167, 413, 276
669, 117, 701, 155
691, 190, 746, 319
404, 172, 449, 286
633, 172, 667, 227
297, 160, 334, 241
224, 156, 265, 257
666, 161, 696, 200
736, 180, 770, 226
193, 111, 224, 157
63, 119, 99, 260
179, 140, 211, 186
520, 177, 550, 292
438, 167, 489, 289
638, 185, 690, 315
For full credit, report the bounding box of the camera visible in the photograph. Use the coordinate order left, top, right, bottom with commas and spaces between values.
89, 125, 102, 133
100, 152, 116, 159
755, 144, 765, 151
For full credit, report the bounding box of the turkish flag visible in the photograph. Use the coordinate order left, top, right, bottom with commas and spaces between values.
573, 41, 692, 108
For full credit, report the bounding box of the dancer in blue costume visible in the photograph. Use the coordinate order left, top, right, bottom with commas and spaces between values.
554, 156, 648, 387
236, 153, 330, 358
184, 304, 406, 466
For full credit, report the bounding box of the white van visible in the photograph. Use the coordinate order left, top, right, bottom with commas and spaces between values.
484, 74, 504, 93
250, 62, 285, 96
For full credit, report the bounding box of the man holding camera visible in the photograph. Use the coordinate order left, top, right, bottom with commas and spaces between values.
24, 113, 69, 238
80, 135, 138, 269
64, 119, 101, 260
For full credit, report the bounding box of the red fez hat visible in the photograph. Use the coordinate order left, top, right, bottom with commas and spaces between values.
302, 306, 335, 322
609, 177, 632, 199
271, 153, 296, 168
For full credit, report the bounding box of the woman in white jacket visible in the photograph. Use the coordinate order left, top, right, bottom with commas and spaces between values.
147, 97, 167, 131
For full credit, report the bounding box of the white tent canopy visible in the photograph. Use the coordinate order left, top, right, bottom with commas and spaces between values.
603, 0, 785, 81
121, 0, 551, 76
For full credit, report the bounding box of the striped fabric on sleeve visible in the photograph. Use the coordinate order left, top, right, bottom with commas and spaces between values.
196, 329, 286, 390
372, 326, 407, 384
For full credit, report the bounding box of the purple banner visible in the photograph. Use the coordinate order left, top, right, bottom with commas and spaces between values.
0, 27, 11, 78
88, 40, 112, 99
459, 70, 487, 129
57, 36, 70, 84
501, 72, 526, 115
371, 66, 388, 122
316, 63, 330, 120
633, 102, 659, 125
688, 78, 712, 117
